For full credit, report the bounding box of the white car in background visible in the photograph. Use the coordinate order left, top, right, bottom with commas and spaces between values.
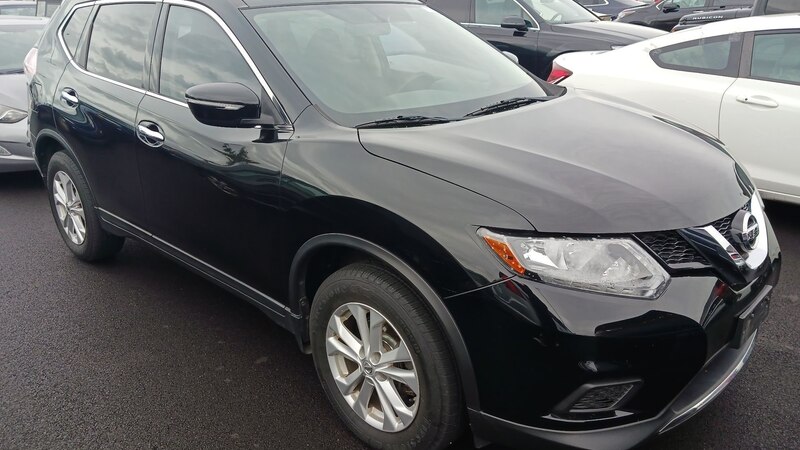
550, 14, 800, 205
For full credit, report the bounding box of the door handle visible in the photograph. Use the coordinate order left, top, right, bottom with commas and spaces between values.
60, 88, 78, 106
136, 121, 165, 147
736, 95, 779, 108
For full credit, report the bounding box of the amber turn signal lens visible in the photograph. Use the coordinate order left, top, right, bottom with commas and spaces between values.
480, 232, 526, 275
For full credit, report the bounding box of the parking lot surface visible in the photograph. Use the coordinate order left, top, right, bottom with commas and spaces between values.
1, 172, 798, 450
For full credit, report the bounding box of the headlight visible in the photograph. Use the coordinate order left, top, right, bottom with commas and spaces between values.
617, 10, 632, 20
478, 229, 669, 299
0, 105, 27, 123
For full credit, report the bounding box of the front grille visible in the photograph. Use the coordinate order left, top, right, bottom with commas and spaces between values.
637, 231, 707, 266
711, 215, 734, 243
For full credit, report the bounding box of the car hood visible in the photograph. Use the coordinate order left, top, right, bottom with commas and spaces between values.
549, 21, 666, 44
0, 74, 28, 111
358, 91, 752, 234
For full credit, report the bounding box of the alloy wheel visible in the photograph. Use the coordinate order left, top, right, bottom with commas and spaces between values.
325, 302, 420, 432
53, 171, 86, 245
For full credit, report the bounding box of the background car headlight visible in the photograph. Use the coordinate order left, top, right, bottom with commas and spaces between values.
479, 229, 669, 299
0, 105, 27, 124
616, 10, 633, 20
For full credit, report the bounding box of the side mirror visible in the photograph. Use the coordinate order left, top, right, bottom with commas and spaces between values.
500, 16, 528, 32
185, 82, 273, 128
662, 2, 680, 13
502, 51, 519, 64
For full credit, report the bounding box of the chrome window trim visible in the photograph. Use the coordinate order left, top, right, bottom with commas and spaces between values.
465, 0, 541, 31
146, 91, 189, 108
57, 0, 292, 127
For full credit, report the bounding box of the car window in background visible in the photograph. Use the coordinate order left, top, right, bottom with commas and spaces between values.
669, 0, 707, 7
0, 5, 36, 16
651, 35, 741, 76
765, 0, 795, 14
474, 0, 534, 26
712, 0, 750, 7
0, 24, 44, 73
159, 6, 260, 102
522, 0, 598, 24
751, 33, 800, 84
248, 3, 548, 126
86, 3, 156, 88
426, 0, 469, 23
61, 7, 92, 58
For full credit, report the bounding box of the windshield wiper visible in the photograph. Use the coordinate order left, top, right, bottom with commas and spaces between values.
0, 68, 24, 75
464, 96, 556, 118
356, 115, 453, 129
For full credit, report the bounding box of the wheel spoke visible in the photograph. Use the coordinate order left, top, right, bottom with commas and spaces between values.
367, 313, 385, 358
335, 368, 364, 396
333, 314, 363, 357
54, 180, 68, 207
348, 304, 370, 353
353, 378, 375, 420
380, 340, 412, 365
377, 366, 419, 395
326, 336, 359, 363
375, 378, 414, 431
71, 213, 86, 244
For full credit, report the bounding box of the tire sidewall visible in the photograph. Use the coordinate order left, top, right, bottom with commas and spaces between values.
46, 152, 99, 258
310, 274, 445, 448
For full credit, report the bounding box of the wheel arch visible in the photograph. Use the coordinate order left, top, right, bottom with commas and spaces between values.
289, 233, 481, 412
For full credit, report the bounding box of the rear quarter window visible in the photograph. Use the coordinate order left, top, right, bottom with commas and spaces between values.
650, 34, 743, 77
61, 6, 92, 58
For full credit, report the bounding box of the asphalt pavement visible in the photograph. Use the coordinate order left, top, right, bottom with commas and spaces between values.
1, 171, 798, 450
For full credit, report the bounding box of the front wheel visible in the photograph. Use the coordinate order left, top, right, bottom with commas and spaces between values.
310, 263, 464, 449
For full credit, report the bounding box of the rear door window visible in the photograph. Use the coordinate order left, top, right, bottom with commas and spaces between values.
750, 33, 800, 85
86, 3, 156, 88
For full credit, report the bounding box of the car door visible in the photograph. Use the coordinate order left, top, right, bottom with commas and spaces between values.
134, 3, 287, 295
651, 0, 713, 31
53, 2, 159, 225
720, 31, 800, 199
464, 0, 541, 73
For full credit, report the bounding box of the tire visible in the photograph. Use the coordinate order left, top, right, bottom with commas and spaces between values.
46, 151, 124, 261
310, 263, 465, 449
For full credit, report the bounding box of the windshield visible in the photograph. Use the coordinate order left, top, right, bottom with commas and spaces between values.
0, 25, 43, 73
248, 4, 550, 127
522, 0, 599, 24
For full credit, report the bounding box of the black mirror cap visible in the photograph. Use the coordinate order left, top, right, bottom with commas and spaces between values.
500, 16, 528, 32
185, 82, 270, 128
662, 2, 679, 13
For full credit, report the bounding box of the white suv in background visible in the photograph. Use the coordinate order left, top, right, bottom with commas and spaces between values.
550, 15, 800, 205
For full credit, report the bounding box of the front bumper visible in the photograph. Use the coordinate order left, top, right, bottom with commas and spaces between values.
469, 321, 758, 450
444, 216, 780, 449
1, 121, 35, 173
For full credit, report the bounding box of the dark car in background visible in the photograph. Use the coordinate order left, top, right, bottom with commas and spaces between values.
617, 0, 752, 31
0, 1, 36, 15
28, 0, 781, 449
1, 15, 46, 173
673, 0, 796, 31
575, 0, 648, 19
426, 0, 664, 77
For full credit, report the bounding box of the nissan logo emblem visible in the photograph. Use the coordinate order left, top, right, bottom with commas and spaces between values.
731, 210, 760, 252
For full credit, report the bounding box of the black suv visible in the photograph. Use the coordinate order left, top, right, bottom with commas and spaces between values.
425, 0, 664, 78
617, 0, 752, 31
28, 0, 780, 449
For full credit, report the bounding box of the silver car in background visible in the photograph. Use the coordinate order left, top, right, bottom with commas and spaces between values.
1, 15, 47, 173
